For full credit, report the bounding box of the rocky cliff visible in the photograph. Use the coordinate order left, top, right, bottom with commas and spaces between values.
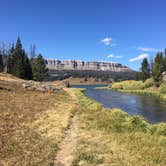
46, 59, 131, 72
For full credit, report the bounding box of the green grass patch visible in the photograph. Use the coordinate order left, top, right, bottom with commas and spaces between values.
110, 79, 166, 102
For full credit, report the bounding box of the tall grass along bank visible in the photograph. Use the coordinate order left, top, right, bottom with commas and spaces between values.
71, 89, 166, 166
111, 79, 166, 102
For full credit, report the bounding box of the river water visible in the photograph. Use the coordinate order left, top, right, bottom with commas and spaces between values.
71, 84, 166, 123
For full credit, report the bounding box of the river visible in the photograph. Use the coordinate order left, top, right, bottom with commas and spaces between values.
71, 84, 166, 123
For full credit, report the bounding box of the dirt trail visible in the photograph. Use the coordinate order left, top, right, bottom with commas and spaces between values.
53, 88, 79, 166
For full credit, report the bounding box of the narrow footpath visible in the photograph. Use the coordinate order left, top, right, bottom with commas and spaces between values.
54, 88, 79, 166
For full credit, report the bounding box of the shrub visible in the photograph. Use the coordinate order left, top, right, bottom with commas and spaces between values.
144, 78, 155, 88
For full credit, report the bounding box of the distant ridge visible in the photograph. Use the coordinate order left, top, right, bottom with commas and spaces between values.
45, 59, 132, 72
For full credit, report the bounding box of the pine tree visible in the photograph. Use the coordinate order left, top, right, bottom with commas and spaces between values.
0, 54, 4, 72
7, 37, 33, 79
32, 54, 47, 81
7, 43, 15, 74
141, 58, 150, 81
23, 52, 32, 80
14, 37, 25, 78
152, 52, 164, 85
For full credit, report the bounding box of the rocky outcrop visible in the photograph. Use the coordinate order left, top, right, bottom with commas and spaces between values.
45, 59, 131, 72
22, 80, 60, 92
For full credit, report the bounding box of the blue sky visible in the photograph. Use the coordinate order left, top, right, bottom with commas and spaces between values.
0, 0, 166, 70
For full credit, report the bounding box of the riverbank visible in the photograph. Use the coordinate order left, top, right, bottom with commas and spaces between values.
119, 89, 166, 101
110, 79, 166, 102
71, 89, 166, 165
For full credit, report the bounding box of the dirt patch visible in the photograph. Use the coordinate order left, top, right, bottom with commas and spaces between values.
54, 113, 78, 166
53, 88, 79, 166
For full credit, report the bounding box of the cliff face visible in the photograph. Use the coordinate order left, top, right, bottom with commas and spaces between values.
46, 59, 131, 72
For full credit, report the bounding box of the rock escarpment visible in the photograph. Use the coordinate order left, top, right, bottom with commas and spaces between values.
45, 59, 131, 72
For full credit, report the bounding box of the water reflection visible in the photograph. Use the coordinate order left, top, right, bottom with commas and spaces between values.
71, 84, 166, 123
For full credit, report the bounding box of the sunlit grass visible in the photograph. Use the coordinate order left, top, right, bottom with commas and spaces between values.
110, 79, 166, 102
0, 79, 77, 165
72, 89, 166, 166
1, 74, 166, 165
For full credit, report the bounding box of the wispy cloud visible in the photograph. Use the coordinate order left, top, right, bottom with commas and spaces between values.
129, 53, 149, 62
107, 54, 122, 59
107, 54, 114, 58
101, 37, 112, 46
137, 47, 158, 52
115, 55, 122, 58
101, 37, 118, 47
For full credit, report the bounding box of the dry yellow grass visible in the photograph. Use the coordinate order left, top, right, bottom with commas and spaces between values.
51, 77, 108, 85
0, 72, 24, 83
0, 74, 77, 166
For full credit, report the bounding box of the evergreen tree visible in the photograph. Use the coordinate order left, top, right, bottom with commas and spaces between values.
23, 52, 32, 80
7, 37, 32, 79
7, 43, 15, 74
32, 54, 47, 81
152, 52, 164, 85
14, 37, 25, 78
141, 58, 150, 81
0, 54, 4, 72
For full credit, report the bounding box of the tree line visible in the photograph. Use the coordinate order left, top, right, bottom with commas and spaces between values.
0, 37, 47, 81
47, 69, 135, 82
135, 50, 166, 86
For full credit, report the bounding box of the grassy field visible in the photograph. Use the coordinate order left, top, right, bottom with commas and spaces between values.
0, 74, 77, 165
1, 74, 166, 165
71, 89, 166, 166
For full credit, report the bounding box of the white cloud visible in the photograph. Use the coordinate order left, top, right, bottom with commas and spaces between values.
137, 47, 158, 52
107, 54, 123, 59
129, 54, 149, 62
107, 54, 114, 58
101, 37, 112, 46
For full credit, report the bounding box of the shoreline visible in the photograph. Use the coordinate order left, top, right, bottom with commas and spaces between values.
70, 88, 166, 165
76, 88, 166, 125
116, 89, 166, 103
93, 83, 166, 103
